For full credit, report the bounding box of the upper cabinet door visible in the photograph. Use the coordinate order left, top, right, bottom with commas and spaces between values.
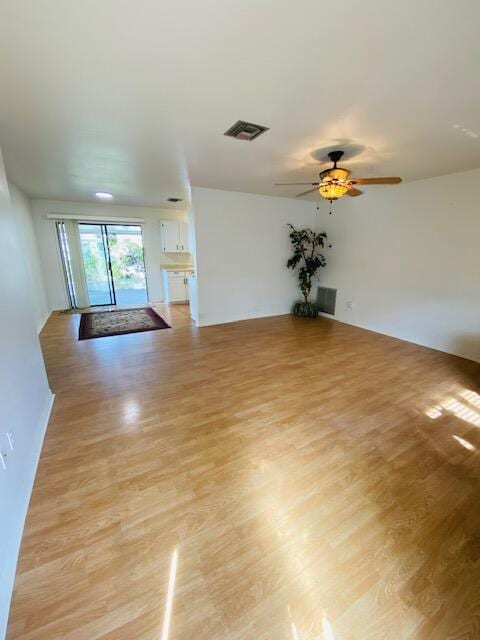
161, 221, 180, 252
178, 222, 189, 253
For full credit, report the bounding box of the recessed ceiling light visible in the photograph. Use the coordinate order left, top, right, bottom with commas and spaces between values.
95, 191, 113, 200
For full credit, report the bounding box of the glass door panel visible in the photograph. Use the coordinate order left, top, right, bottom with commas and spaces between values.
79, 224, 115, 306
106, 225, 148, 305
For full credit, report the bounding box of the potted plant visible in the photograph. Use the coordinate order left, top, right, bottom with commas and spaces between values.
287, 224, 327, 317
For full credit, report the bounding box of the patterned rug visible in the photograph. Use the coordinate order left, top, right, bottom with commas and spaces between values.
79, 307, 170, 340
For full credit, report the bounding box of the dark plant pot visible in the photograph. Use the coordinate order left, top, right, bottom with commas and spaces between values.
292, 301, 319, 318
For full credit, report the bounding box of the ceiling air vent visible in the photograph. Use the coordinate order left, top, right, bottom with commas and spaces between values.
167, 197, 183, 203
224, 120, 269, 141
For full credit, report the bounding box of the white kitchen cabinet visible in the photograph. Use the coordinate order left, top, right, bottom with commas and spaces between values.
178, 222, 189, 252
160, 221, 180, 252
162, 270, 191, 303
161, 220, 189, 253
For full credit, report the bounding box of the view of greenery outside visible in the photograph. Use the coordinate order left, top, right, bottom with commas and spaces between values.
82, 234, 145, 288
80, 226, 147, 305
81, 238, 108, 286
108, 232, 146, 289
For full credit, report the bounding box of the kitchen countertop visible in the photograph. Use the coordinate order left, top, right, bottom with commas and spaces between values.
160, 265, 194, 272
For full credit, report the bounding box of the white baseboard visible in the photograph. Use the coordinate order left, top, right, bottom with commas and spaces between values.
198, 306, 291, 327
319, 313, 480, 363
1, 390, 55, 639
37, 311, 51, 334
39, 391, 55, 442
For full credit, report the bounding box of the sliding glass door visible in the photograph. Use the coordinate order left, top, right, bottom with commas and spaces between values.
79, 224, 115, 305
107, 225, 148, 305
77, 223, 148, 307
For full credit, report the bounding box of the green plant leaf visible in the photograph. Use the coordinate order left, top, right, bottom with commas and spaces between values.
287, 223, 327, 303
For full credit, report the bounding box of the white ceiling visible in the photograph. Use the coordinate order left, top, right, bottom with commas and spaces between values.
0, 0, 479, 207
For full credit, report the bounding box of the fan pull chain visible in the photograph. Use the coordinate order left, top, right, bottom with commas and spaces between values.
316, 200, 334, 214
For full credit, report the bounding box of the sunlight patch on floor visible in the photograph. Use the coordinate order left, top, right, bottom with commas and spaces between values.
460, 389, 480, 408
452, 435, 476, 451
322, 612, 336, 640
161, 548, 178, 640
424, 389, 480, 426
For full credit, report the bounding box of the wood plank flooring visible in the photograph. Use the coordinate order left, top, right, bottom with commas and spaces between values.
7, 306, 480, 639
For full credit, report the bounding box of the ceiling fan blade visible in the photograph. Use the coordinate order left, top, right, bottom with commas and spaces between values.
351, 177, 402, 185
346, 187, 363, 197
296, 187, 319, 197
275, 182, 320, 186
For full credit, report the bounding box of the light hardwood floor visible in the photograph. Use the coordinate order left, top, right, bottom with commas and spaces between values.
7, 306, 480, 639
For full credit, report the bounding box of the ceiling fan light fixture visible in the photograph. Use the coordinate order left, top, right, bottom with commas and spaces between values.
320, 167, 350, 182
319, 182, 349, 201
274, 148, 402, 201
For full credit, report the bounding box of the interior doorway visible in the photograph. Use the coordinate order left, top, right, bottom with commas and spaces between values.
78, 224, 148, 306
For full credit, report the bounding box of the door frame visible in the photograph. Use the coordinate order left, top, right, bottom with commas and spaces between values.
57, 221, 149, 309
78, 222, 148, 307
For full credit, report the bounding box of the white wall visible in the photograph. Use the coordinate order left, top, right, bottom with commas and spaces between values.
187, 206, 199, 324
31, 199, 191, 309
315, 168, 480, 362
9, 185, 50, 332
191, 187, 315, 326
0, 157, 53, 637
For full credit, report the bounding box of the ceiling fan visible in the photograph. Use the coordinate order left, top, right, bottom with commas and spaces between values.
275, 150, 402, 201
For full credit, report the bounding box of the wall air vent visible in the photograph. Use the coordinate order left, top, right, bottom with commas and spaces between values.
224, 120, 269, 141
317, 286, 337, 315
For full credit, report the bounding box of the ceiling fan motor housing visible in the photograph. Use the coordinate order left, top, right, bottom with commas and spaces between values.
320, 167, 351, 182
